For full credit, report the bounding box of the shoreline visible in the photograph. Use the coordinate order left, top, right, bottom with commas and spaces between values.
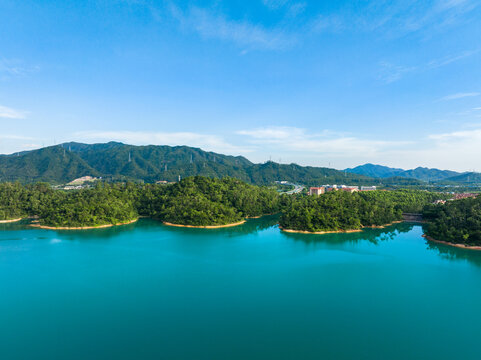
423, 234, 481, 251
30, 218, 139, 230
363, 220, 404, 229
163, 220, 246, 229
0, 218, 23, 224
280, 220, 404, 235
280, 226, 363, 235
247, 213, 277, 219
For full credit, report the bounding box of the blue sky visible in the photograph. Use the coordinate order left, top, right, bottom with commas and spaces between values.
1, 0, 481, 170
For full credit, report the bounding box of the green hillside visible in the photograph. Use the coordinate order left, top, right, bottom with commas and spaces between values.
0, 142, 373, 185
0, 146, 99, 183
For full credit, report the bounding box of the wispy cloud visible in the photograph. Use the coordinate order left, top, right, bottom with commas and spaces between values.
262, 0, 289, 10
427, 49, 479, 69
379, 48, 478, 83
75, 130, 252, 154
0, 105, 28, 119
378, 62, 418, 83
325, 0, 479, 38
167, 4, 296, 50
439, 92, 480, 101
0, 58, 39, 79
143, 0, 479, 53
262, 0, 306, 17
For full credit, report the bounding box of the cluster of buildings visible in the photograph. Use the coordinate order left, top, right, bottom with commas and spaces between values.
308, 185, 377, 196
434, 193, 479, 204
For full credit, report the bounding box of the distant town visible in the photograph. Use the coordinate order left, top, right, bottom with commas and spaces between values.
308, 185, 377, 196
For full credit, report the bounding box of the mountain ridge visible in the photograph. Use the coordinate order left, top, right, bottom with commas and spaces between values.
345, 163, 463, 182
0, 142, 372, 185
1, 144, 478, 185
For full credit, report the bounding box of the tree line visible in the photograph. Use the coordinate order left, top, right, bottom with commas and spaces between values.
423, 196, 481, 246
0, 177, 281, 227
0, 179, 453, 230
279, 190, 446, 233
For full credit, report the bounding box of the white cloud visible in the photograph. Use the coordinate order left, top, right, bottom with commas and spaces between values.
75, 130, 253, 155
428, 128, 481, 141
0, 105, 28, 119
397, 127, 481, 171
236, 125, 481, 171
237, 126, 408, 157
238, 126, 304, 140
440, 92, 480, 101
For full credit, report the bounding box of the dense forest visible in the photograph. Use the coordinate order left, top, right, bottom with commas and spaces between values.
0, 179, 457, 231
279, 190, 446, 233
423, 196, 481, 246
0, 177, 281, 227
137, 177, 281, 226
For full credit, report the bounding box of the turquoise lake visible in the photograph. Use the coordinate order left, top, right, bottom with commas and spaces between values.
1, 217, 481, 360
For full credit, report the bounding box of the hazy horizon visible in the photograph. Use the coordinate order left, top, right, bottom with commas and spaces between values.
1, 1, 480, 171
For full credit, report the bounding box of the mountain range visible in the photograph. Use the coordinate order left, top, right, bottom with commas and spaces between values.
0, 142, 373, 185
344, 163, 466, 183
0, 143, 478, 186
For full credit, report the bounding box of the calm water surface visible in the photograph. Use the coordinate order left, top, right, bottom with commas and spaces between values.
1, 217, 481, 360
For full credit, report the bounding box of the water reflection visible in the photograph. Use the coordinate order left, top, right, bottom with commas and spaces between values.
0, 216, 281, 243
0, 219, 32, 231
0, 218, 140, 242
425, 241, 481, 267
158, 215, 280, 238
282, 222, 415, 247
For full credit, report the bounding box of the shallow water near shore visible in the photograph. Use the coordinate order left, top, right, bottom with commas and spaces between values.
1, 217, 481, 360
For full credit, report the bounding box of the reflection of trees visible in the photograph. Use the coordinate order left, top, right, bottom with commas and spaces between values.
0, 219, 31, 232
158, 215, 281, 237
425, 241, 481, 267
282, 222, 415, 246
2, 216, 281, 242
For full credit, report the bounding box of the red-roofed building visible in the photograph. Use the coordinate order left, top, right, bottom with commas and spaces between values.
309, 187, 325, 196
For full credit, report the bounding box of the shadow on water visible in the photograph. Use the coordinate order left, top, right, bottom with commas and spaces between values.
425, 241, 481, 267
281, 222, 415, 247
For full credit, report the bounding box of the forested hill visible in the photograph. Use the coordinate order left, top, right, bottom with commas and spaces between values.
0, 142, 372, 185
345, 163, 461, 182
